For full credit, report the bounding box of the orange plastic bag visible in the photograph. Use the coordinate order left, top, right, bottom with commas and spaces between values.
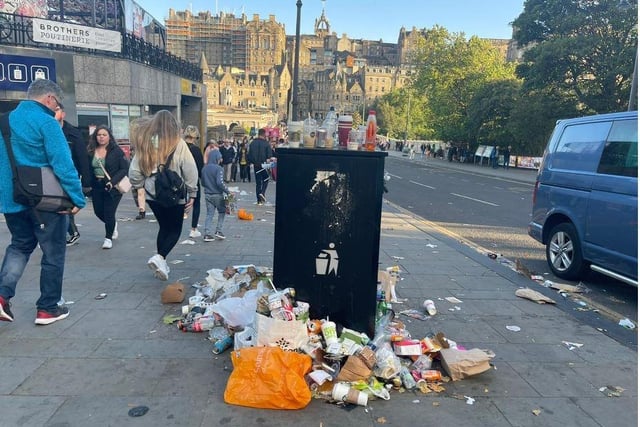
237, 208, 254, 220
224, 346, 312, 409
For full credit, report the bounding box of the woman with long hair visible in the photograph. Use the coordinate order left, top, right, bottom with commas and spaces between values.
128, 111, 198, 281
87, 125, 129, 249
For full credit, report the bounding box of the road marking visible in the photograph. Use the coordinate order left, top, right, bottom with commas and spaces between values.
410, 180, 436, 189
388, 173, 403, 179
450, 192, 499, 206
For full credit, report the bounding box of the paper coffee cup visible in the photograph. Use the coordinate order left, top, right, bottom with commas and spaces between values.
423, 299, 437, 316
347, 142, 359, 151
332, 383, 367, 406
321, 320, 338, 345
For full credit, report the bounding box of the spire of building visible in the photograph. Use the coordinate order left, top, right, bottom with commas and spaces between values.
199, 52, 210, 75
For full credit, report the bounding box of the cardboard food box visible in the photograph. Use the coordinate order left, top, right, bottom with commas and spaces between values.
393, 340, 422, 356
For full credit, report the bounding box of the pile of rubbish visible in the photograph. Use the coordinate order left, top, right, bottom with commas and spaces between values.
170, 264, 495, 410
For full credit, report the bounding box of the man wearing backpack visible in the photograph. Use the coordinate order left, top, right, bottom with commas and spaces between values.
0, 79, 86, 325
247, 128, 273, 205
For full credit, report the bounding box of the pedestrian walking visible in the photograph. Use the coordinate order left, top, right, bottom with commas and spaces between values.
54, 102, 91, 247
0, 79, 86, 325
220, 140, 236, 183
201, 151, 231, 241
87, 125, 129, 249
503, 145, 511, 169
238, 139, 250, 182
183, 125, 205, 238
128, 110, 198, 281
247, 128, 273, 205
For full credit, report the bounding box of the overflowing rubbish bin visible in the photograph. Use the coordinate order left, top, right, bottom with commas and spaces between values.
273, 148, 388, 337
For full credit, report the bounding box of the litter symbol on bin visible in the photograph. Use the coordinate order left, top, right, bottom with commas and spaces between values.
316, 243, 339, 276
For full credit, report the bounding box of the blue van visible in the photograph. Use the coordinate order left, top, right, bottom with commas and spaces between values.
528, 111, 638, 286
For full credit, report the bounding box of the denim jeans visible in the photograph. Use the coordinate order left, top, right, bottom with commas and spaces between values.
204, 193, 226, 235
0, 209, 68, 311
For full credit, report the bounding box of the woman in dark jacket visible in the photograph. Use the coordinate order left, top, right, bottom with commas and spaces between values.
87, 125, 129, 249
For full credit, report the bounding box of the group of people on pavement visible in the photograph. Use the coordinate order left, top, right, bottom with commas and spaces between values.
0, 79, 276, 327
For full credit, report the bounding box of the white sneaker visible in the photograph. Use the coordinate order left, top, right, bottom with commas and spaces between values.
112, 223, 118, 240
147, 254, 170, 281
189, 229, 202, 238
102, 238, 112, 249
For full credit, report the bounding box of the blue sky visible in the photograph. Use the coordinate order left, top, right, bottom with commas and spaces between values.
136, 0, 526, 42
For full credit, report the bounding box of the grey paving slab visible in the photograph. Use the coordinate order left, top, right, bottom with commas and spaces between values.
0, 357, 46, 394
0, 337, 102, 358
13, 358, 168, 396
0, 396, 66, 427
47, 396, 208, 427
506, 362, 605, 398
491, 397, 602, 427
574, 397, 639, 427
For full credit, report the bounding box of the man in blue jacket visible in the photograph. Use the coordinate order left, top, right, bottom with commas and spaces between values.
0, 79, 86, 325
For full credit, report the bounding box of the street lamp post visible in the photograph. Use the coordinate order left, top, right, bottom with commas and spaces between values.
291, 0, 302, 121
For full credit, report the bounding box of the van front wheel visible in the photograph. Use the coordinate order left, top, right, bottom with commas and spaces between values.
546, 223, 586, 280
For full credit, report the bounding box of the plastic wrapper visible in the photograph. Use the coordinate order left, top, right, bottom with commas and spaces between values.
351, 377, 391, 401
373, 343, 402, 379
210, 289, 263, 327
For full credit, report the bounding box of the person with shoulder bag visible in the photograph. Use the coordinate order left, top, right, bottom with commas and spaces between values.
128, 111, 198, 281
87, 125, 129, 249
0, 79, 85, 326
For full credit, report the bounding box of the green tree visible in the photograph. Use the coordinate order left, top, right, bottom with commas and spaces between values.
411, 26, 517, 142
467, 79, 521, 147
375, 88, 434, 140
513, 0, 637, 113
507, 88, 579, 155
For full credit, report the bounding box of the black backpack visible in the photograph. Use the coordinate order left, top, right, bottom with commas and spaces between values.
147, 150, 186, 207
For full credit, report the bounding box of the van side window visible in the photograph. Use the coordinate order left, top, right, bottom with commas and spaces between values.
597, 119, 638, 177
553, 122, 611, 172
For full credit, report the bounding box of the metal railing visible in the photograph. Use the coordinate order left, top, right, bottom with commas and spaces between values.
0, 12, 202, 82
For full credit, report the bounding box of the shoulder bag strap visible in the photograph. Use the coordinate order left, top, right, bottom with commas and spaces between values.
0, 113, 19, 173
97, 159, 112, 181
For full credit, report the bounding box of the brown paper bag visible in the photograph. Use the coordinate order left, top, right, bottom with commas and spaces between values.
336, 355, 372, 382
161, 282, 185, 304
439, 348, 495, 381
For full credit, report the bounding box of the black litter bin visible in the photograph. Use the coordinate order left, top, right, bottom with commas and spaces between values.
273, 148, 387, 338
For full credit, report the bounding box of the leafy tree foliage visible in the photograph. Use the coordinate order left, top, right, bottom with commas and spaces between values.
410, 26, 517, 142
513, 0, 637, 113
467, 79, 521, 147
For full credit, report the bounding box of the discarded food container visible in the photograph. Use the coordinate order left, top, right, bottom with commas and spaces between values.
423, 299, 437, 315
332, 382, 368, 406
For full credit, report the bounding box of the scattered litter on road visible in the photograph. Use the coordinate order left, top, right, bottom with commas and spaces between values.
618, 318, 636, 329
391, 256, 405, 260
425, 243, 437, 248
464, 396, 475, 405
170, 260, 184, 264
562, 341, 583, 350
399, 310, 429, 321
506, 325, 521, 332
599, 385, 624, 397
180, 239, 196, 245
532, 408, 542, 416
445, 297, 462, 304
94, 293, 107, 300
515, 288, 556, 304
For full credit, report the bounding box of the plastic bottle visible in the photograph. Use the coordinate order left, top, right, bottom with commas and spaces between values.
399, 366, 417, 390
375, 290, 387, 323
364, 110, 377, 151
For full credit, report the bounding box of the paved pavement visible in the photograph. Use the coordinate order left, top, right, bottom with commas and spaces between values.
0, 153, 636, 427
